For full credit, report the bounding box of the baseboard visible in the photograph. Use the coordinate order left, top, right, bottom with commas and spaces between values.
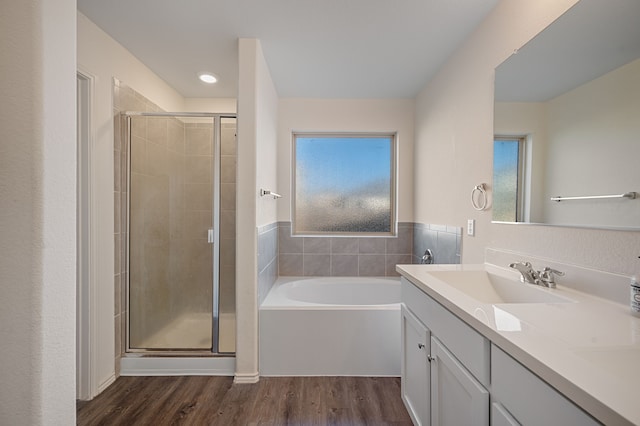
234, 371, 260, 384
119, 357, 235, 376
97, 373, 116, 394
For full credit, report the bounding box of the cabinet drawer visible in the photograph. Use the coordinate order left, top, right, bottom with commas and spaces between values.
491, 345, 600, 426
401, 277, 490, 386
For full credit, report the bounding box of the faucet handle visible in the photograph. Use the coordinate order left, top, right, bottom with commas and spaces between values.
542, 267, 564, 277
539, 267, 564, 288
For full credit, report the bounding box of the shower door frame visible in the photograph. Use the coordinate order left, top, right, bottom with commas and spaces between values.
122, 111, 236, 356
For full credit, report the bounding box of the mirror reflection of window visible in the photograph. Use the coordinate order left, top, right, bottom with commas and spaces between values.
493, 137, 526, 222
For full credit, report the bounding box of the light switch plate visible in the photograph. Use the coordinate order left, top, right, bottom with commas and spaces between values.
467, 219, 475, 236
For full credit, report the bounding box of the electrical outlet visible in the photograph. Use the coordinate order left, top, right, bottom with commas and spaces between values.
467, 219, 475, 236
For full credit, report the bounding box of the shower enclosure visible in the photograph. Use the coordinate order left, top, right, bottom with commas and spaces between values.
123, 112, 236, 355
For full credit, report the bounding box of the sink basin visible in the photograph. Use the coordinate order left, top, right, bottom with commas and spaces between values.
428, 270, 574, 304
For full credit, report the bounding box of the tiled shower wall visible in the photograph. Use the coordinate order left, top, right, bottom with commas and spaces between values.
256, 221, 462, 302
113, 79, 162, 375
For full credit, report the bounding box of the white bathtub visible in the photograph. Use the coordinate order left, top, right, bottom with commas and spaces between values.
259, 276, 401, 376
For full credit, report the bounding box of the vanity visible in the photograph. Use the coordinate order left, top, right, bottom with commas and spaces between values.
397, 263, 640, 426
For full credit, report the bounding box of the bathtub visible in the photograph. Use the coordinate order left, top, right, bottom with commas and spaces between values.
259, 276, 401, 376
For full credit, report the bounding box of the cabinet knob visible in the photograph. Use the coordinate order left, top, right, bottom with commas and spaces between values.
418, 343, 426, 350
427, 355, 436, 363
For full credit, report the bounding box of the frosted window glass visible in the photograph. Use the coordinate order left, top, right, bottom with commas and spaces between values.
493, 139, 520, 222
294, 134, 395, 234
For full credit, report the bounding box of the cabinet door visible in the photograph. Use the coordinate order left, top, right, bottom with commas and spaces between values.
401, 306, 430, 426
431, 336, 489, 426
492, 402, 520, 426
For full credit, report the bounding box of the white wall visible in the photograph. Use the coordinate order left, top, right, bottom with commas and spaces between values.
0, 0, 77, 423
255, 56, 279, 228
415, 0, 640, 276
184, 98, 237, 113
277, 99, 415, 224
236, 38, 279, 383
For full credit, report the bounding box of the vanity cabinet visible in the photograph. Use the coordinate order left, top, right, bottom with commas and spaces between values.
491, 345, 600, 426
401, 278, 490, 426
400, 276, 602, 426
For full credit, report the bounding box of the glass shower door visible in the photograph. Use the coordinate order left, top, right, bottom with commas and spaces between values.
127, 114, 215, 351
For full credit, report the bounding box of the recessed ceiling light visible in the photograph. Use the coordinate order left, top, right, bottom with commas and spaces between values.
198, 72, 218, 84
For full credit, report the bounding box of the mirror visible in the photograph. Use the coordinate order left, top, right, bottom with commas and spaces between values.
493, 0, 640, 230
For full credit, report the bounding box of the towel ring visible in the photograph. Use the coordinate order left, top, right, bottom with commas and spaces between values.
471, 184, 488, 211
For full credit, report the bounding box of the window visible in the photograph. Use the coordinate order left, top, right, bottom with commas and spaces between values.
493, 136, 526, 222
293, 133, 396, 235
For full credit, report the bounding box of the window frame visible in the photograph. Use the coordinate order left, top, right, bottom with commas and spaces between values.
291, 132, 398, 237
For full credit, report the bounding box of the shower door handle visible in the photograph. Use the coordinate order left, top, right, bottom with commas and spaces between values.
207, 229, 214, 244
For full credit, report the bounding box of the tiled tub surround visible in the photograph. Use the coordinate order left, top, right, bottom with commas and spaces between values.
278, 222, 412, 277
277, 222, 461, 277
412, 223, 462, 265
259, 220, 462, 306
258, 223, 279, 305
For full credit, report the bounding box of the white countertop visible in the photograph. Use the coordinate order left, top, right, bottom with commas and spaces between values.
397, 263, 640, 426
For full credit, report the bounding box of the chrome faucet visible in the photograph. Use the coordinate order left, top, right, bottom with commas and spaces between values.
421, 249, 434, 264
509, 261, 540, 285
509, 262, 564, 288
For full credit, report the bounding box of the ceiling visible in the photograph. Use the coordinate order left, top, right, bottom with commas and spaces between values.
77, 0, 498, 99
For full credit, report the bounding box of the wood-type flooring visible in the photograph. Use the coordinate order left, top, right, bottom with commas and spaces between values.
76, 376, 413, 425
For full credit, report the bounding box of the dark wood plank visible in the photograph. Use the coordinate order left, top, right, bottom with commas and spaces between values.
77, 376, 413, 426
173, 375, 234, 425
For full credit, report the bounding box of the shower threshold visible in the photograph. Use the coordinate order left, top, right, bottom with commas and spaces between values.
119, 355, 235, 376
121, 312, 236, 375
